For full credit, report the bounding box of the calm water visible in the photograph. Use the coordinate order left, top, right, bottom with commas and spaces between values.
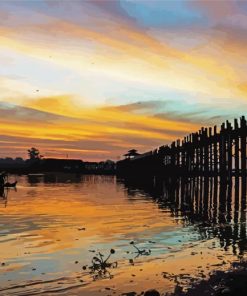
0, 174, 246, 295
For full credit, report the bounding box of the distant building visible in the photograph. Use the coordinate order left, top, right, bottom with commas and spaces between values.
98, 160, 116, 170
40, 158, 83, 172
84, 161, 99, 171
84, 160, 116, 173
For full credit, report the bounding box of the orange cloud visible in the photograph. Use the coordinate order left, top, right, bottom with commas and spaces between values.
0, 97, 201, 160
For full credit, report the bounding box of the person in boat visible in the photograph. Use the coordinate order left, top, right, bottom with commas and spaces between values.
0, 172, 8, 187
0, 173, 5, 187
0, 172, 17, 188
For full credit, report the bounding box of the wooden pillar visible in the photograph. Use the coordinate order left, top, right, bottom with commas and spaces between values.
191, 134, 195, 174
226, 120, 233, 177
199, 129, 204, 174
177, 139, 181, 168
240, 116, 246, 176
219, 123, 227, 176
182, 138, 186, 171
209, 127, 213, 174
192, 133, 195, 173
234, 119, 239, 176
188, 134, 193, 173
195, 133, 200, 174
213, 126, 218, 175
190, 135, 192, 173
204, 128, 209, 175
171, 142, 176, 170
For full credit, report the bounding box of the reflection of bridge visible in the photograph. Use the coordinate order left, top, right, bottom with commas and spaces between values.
119, 175, 247, 256
117, 116, 247, 177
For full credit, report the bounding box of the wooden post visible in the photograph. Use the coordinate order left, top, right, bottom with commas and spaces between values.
187, 134, 192, 173
195, 133, 199, 174
177, 139, 181, 168
240, 116, 246, 176
191, 133, 196, 173
171, 142, 176, 173
234, 119, 239, 176
219, 123, 226, 176
226, 120, 233, 177
182, 138, 186, 171
209, 127, 213, 174
213, 126, 218, 175
199, 129, 204, 174
204, 128, 209, 175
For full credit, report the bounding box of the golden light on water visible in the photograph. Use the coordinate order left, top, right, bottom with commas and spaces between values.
0, 175, 243, 295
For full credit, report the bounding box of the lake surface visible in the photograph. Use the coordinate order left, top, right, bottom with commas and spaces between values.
0, 174, 246, 295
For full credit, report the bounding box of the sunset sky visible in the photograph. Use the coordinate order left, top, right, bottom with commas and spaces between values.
1, 0, 247, 160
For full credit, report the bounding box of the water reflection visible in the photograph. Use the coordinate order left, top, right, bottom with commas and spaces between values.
0, 186, 7, 200
119, 176, 247, 255
1, 174, 247, 295
0, 187, 14, 208
27, 173, 82, 184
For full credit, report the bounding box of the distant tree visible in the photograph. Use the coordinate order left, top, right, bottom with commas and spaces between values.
5, 157, 13, 161
27, 147, 42, 160
15, 157, 24, 162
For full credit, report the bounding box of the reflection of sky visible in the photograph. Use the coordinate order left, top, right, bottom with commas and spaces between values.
0, 176, 207, 291
0, 175, 242, 294
0, 0, 247, 159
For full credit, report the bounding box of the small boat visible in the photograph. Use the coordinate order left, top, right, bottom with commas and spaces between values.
4, 181, 17, 188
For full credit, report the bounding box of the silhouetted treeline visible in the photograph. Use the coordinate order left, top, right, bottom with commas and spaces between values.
0, 157, 116, 174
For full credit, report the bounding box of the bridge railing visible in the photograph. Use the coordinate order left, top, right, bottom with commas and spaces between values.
117, 116, 247, 176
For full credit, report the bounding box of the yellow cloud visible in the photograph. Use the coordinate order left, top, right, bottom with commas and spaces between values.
0, 96, 202, 159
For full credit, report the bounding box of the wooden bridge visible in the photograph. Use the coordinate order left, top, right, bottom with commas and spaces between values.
117, 116, 247, 177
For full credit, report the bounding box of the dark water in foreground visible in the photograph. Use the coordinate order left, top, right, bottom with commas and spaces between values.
0, 174, 246, 295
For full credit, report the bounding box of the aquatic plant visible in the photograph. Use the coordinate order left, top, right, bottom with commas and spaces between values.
83, 249, 118, 280
91, 249, 117, 270
130, 241, 151, 256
